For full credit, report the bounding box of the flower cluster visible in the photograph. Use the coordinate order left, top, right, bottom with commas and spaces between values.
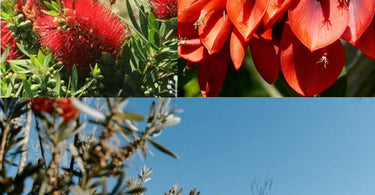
32, 0, 127, 71
178, 0, 375, 96
151, 0, 178, 20
30, 98, 79, 122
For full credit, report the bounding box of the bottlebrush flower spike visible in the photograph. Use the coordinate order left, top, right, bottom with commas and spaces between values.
34, 0, 126, 70
1, 21, 20, 61
151, 0, 177, 19
30, 98, 55, 113
31, 98, 79, 122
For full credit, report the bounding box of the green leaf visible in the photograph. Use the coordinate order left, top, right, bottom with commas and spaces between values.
30, 54, 42, 69
16, 43, 30, 57
71, 66, 78, 91
147, 137, 179, 159
126, 0, 141, 32
125, 186, 146, 194
1, 46, 10, 64
22, 79, 35, 97
113, 112, 145, 121
139, 7, 148, 37
42, 53, 52, 68
53, 72, 61, 96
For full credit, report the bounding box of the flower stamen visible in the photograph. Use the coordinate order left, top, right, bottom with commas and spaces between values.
316, 53, 329, 69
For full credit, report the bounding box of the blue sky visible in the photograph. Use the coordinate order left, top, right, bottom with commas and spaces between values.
123, 98, 375, 195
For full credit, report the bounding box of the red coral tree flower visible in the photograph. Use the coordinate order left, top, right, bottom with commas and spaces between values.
34, 0, 126, 70
178, 0, 269, 97
151, 0, 177, 19
1, 20, 20, 61
30, 98, 79, 122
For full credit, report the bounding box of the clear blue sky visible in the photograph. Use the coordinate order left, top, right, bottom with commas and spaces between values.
123, 98, 375, 195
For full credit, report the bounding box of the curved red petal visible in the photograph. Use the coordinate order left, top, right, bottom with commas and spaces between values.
342, 0, 375, 44
178, 22, 210, 62
289, 0, 349, 51
280, 22, 346, 96
227, 0, 269, 41
178, 40, 210, 62
198, 43, 230, 97
178, 0, 210, 23
230, 28, 248, 70
199, 9, 232, 54
178, 0, 226, 23
356, 17, 375, 60
262, 0, 293, 29
250, 28, 280, 84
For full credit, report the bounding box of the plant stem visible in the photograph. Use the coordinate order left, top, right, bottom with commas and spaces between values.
0, 119, 10, 172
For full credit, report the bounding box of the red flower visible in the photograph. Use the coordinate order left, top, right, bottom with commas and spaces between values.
30, 98, 79, 122
178, 0, 269, 96
151, 0, 177, 19
34, 0, 126, 70
179, 0, 375, 97
1, 20, 20, 61
55, 98, 79, 123
30, 98, 55, 113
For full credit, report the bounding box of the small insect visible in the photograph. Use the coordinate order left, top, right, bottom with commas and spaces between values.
193, 10, 206, 29
316, 52, 329, 69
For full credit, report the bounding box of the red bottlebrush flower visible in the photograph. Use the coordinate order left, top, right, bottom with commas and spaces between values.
150, 0, 177, 20
55, 98, 79, 123
30, 98, 55, 113
34, 0, 126, 70
30, 98, 79, 122
1, 21, 20, 61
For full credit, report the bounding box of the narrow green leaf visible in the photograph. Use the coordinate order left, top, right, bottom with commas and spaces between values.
113, 112, 145, 121
23, 80, 35, 97
71, 66, 78, 91
126, 0, 141, 32
147, 138, 179, 159
16, 43, 30, 57
1, 46, 10, 63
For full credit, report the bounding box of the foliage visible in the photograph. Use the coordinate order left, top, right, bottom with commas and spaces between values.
0, 98, 197, 194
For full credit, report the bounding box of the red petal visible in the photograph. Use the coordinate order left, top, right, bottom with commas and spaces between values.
178, 0, 226, 23
178, 39, 210, 62
250, 28, 280, 84
280, 22, 346, 96
262, 0, 293, 29
289, 0, 349, 51
227, 0, 269, 41
199, 9, 232, 54
198, 43, 230, 97
178, 0, 210, 23
178, 22, 209, 62
230, 28, 248, 70
342, 0, 375, 44
356, 17, 375, 60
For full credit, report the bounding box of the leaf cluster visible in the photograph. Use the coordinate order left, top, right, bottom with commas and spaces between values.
0, 98, 196, 194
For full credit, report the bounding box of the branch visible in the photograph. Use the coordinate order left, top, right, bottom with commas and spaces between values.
17, 108, 32, 174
